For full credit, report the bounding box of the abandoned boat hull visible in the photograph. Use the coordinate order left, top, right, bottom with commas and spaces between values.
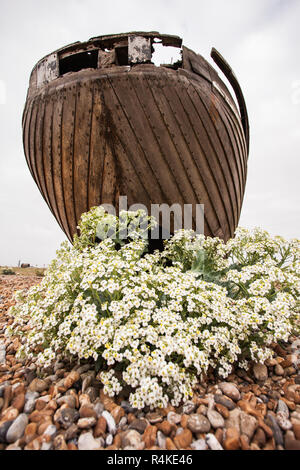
22, 33, 249, 242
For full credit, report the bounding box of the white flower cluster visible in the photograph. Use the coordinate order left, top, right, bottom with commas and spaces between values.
6, 210, 300, 410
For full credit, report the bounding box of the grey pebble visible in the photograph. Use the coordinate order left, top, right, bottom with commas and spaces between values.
239, 412, 257, 440
25, 370, 37, 385
54, 361, 65, 372
0, 420, 14, 443
119, 416, 128, 428
81, 374, 93, 392
128, 418, 148, 434
59, 408, 79, 428
56, 395, 76, 408
266, 413, 284, 447
218, 382, 241, 401
206, 433, 223, 450
76, 364, 92, 374
102, 410, 117, 435
207, 409, 225, 429
187, 414, 210, 433
276, 411, 292, 431
64, 423, 79, 441
182, 401, 196, 414
260, 395, 269, 404
277, 399, 289, 418
214, 394, 236, 410
157, 431, 166, 449
93, 401, 104, 417
85, 386, 98, 402
0, 342, 6, 364
43, 424, 57, 438
253, 363, 268, 382
78, 432, 102, 450
6, 414, 28, 443
167, 411, 181, 425
191, 439, 207, 450
24, 391, 39, 414
44, 374, 57, 383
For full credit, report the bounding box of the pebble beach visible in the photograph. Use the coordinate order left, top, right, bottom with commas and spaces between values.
1, 274, 300, 451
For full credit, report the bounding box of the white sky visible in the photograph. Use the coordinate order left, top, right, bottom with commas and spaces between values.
0, 0, 299, 266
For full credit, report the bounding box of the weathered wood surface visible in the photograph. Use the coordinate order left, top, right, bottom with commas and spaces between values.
23, 32, 249, 242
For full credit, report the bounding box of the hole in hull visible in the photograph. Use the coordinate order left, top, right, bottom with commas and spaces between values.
59, 50, 98, 75
115, 46, 129, 66
152, 42, 182, 69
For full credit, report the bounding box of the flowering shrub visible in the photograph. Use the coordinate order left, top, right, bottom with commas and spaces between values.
6, 208, 300, 409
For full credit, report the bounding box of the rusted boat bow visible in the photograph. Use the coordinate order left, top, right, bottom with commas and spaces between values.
23, 32, 250, 242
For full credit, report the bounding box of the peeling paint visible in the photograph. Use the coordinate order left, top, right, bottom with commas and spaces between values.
37, 53, 58, 88
128, 36, 151, 64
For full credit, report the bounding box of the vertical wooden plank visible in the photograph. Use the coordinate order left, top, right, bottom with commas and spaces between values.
34, 97, 52, 210
87, 82, 103, 210
52, 90, 70, 236
42, 95, 64, 233
27, 100, 41, 191
61, 85, 78, 239
73, 81, 93, 222
22, 101, 35, 182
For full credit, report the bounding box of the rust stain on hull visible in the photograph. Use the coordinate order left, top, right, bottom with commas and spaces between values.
23, 32, 250, 242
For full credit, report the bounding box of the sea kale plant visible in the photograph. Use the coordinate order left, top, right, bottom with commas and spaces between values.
6, 207, 300, 409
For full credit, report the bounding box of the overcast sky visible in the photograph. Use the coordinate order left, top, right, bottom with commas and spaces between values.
0, 0, 299, 266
